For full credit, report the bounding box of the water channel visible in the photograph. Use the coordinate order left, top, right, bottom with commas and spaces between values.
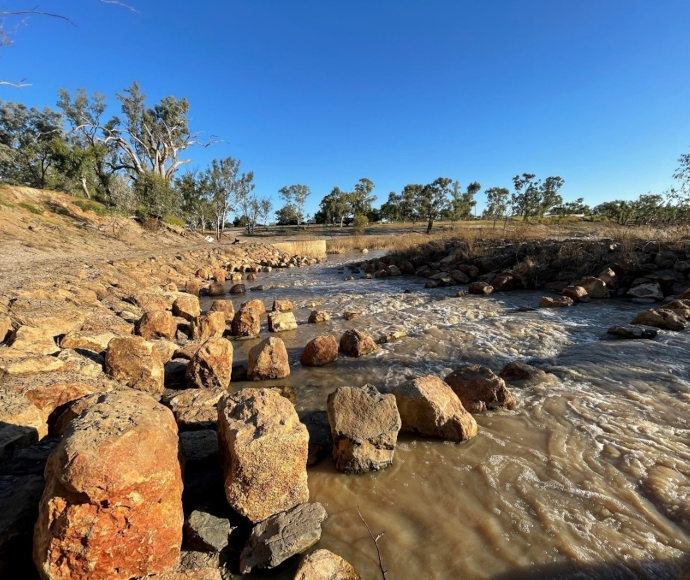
205, 251, 690, 579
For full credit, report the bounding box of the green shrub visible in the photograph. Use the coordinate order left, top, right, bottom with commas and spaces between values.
163, 214, 185, 228
18, 202, 43, 215
352, 214, 369, 233
73, 199, 109, 215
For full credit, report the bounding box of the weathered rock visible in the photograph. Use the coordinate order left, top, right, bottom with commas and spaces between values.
60, 330, 118, 354
342, 311, 360, 321
632, 308, 687, 331
239, 503, 327, 574
183, 510, 234, 553
247, 337, 290, 380
166, 388, 225, 431
444, 365, 516, 413
230, 308, 261, 337
229, 284, 246, 295
492, 271, 524, 292
294, 549, 360, 580
664, 299, 690, 320
0, 315, 12, 343
33, 390, 183, 579
135, 310, 177, 340
272, 299, 294, 312
212, 268, 227, 283
0, 391, 46, 461
308, 310, 330, 324
393, 375, 477, 441
627, 282, 664, 302
217, 389, 309, 523
539, 295, 574, 308
241, 299, 266, 316
7, 326, 59, 355
607, 325, 658, 340
185, 279, 203, 297
185, 337, 233, 390
339, 329, 378, 358
499, 361, 549, 384
132, 292, 168, 312
327, 385, 401, 474
598, 267, 617, 288
173, 295, 201, 322
209, 300, 235, 321
0, 353, 66, 377
300, 335, 338, 367
191, 312, 227, 342
468, 281, 494, 295
268, 311, 298, 332
562, 285, 589, 302
104, 335, 164, 393
207, 282, 225, 297
577, 276, 609, 298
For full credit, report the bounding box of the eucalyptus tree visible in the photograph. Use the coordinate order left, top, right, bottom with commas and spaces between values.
483, 186, 510, 228
316, 186, 350, 226
449, 180, 480, 221
204, 156, 240, 240
278, 184, 310, 225
415, 177, 452, 234
350, 177, 376, 218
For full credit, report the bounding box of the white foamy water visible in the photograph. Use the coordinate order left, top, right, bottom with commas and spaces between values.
207, 252, 690, 579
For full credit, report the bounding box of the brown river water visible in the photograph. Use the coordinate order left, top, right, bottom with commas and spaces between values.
205, 252, 690, 579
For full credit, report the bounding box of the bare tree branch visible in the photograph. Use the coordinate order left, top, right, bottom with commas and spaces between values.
357, 506, 387, 579
100, 0, 139, 13
0, 79, 31, 87
0, 10, 75, 26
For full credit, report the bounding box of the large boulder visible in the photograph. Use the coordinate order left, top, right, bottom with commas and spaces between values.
217, 389, 309, 523
294, 549, 360, 580
230, 308, 261, 337
393, 375, 477, 441
33, 390, 183, 579
444, 364, 516, 413
268, 311, 298, 332
301, 335, 338, 367
104, 336, 164, 394
172, 295, 201, 322
185, 337, 233, 390
191, 312, 226, 342
239, 503, 327, 574
632, 308, 687, 331
135, 310, 177, 340
241, 299, 266, 316
339, 329, 378, 358
327, 385, 401, 474
247, 337, 290, 380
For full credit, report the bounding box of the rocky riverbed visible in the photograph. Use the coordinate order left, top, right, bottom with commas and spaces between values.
1, 238, 689, 578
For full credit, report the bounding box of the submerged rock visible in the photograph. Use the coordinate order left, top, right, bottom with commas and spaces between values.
308, 310, 331, 324
393, 375, 477, 441
293, 548, 360, 580
217, 389, 309, 523
339, 329, 378, 357
499, 361, 550, 384
539, 295, 574, 308
239, 502, 327, 574
444, 364, 516, 413
607, 324, 658, 340
468, 281, 494, 295
632, 308, 687, 331
327, 385, 401, 474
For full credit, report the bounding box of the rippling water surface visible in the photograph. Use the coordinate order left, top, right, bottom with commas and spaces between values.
207, 252, 690, 579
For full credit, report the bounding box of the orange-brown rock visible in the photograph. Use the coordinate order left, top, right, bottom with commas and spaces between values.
185, 279, 203, 297
339, 329, 378, 358
8, 326, 60, 355
0, 314, 12, 343
217, 389, 309, 523
327, 385, 401, 474
231, 309, 261, 337
267, 311, 298, 332
135, 310, 177, 340
185, 337, 233, 390
166, 388, 224, 430
33, 390, 184, 579
60, 330, 118, 354
104, 336, 164, 394
207, 282, 225, 296
301, 335, 338, 367
307, 310, 330, 324
272, 299, 294, 312
0, 391, 46, 461
562, 285, 589, 302
468, 281, 494, 295
444, 364, 516, 413
539, 295, 574, 308
241, 299, 266, 316
212, 268, 227, 283
209, 299, 235, 321
247, 337, 290, 380
393, 375, 477, 441
191, 312, 226, 341
294, 549, 360, 580
172, 295, 201, 322
132, 292, 168, 312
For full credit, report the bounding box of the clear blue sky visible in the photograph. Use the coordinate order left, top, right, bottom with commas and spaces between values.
3, 0, 690, 217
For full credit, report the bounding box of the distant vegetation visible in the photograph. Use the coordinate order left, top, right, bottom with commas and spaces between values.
1, 83, 690, 237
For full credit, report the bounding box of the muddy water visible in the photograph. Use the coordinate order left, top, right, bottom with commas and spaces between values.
209, 252, 690, 579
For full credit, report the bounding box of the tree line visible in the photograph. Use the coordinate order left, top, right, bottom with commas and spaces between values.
2, 83, 690, 234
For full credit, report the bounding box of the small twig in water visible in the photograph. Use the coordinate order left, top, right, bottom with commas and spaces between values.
357, 505, 387, 579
